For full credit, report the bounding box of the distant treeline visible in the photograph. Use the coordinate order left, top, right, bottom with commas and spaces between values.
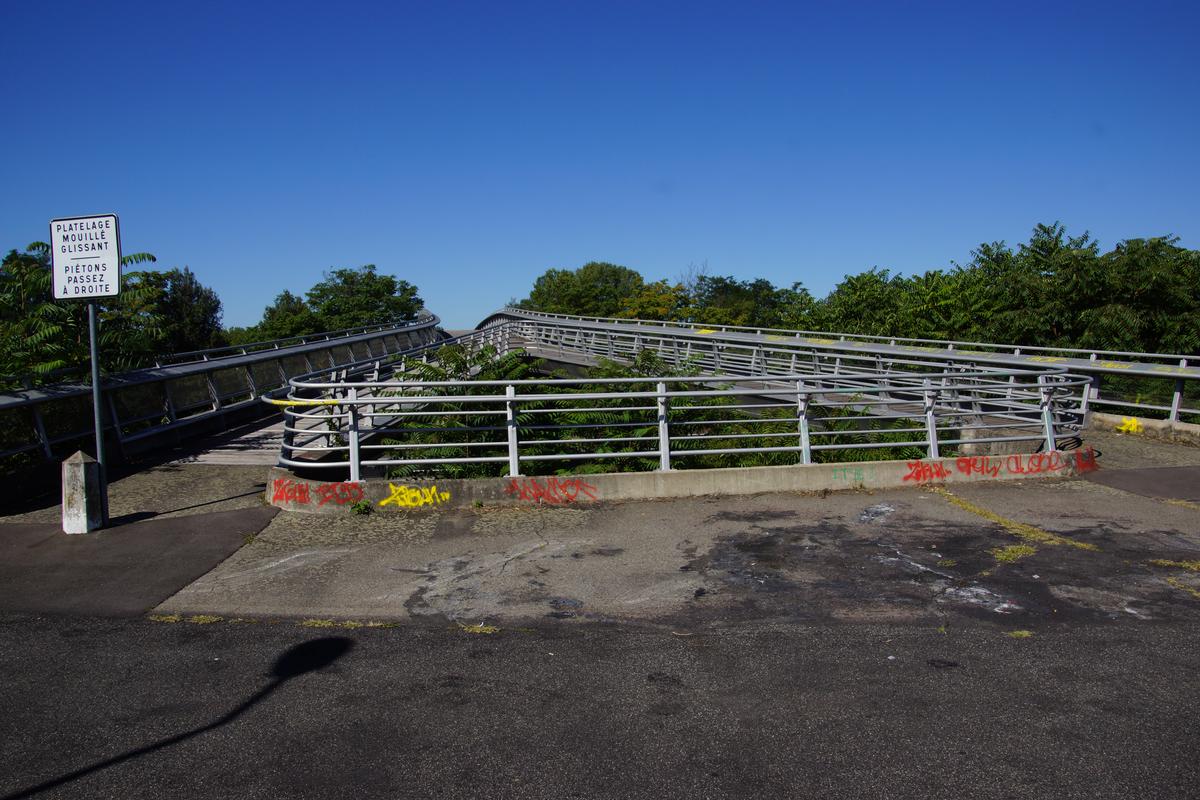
518, 223, 1200, 356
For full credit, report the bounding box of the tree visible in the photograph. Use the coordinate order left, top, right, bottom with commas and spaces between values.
685, 275, 810, 329
0, 244, 163, 384
305, 265, 422, 330
811, 268, 905, 336
143, 267, 225, 354
256, 290, 322, 340
521, 262, 645, 317
617, 279, 688, 321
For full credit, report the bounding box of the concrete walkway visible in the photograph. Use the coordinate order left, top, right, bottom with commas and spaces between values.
3, 428, 1198, 627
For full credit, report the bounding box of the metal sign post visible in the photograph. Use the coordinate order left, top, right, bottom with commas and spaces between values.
50, 213, 122, 526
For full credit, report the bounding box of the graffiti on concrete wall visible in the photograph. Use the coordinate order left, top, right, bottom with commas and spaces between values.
316, 481, 365, 506
830, 465, 878, 483
273, 478, 365, 506
505, 477, 599, 505
899, 447, 1098, 484
903, 460, 951, 483
378, 483, 451, 508
1117, 417, 1143, 434
272, 478, 310, 505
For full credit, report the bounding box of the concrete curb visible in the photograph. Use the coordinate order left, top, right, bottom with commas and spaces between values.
1090, 412, 1200, 446
266, 447, 1100, 514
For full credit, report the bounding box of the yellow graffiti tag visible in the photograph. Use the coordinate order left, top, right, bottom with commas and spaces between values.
1028, 356, 1066, 363
1096, 360, 1134, 370
1116, 417, 1143, 434
379, 483, 451, 508
696, 328, 717, 334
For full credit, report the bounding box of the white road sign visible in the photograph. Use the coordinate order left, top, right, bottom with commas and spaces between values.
50, 214, 121, 300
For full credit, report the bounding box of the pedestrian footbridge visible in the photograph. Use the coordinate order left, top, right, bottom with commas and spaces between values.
2, 308, 1197, 487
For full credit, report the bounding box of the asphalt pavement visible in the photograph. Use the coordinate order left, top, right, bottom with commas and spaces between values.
2, 428, 1199, 798
1, 613, 1197, 800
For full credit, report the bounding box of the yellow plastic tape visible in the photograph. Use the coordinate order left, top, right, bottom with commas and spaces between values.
263, 397, 347, 407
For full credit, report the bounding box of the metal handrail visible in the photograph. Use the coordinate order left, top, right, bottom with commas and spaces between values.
152, 312, 437, 367
493, 307, 1197, 366
274, 365, 1088, 481
0, 314, 444, 463
478, 309, 1199, 422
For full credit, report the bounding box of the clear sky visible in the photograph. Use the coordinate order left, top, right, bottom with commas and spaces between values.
2, 1, 1197, 329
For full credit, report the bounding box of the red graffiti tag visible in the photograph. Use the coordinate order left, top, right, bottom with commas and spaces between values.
316, 481, 365, 506
902, 460, 950, 483
955, 456, 1002, 478
1006, 452, 1066, 475
272, 478, 310, 504
505, 477, 599, 505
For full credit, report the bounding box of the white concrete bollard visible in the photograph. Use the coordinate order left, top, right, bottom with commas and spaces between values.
62, 451, 107, 534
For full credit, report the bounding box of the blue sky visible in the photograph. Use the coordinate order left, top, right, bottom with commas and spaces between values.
2, 1, 1197, 329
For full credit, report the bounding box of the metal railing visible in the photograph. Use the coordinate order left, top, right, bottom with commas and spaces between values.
0, 315, 444, 464
271, 334, 1089, 480
480, 308, 1200, 422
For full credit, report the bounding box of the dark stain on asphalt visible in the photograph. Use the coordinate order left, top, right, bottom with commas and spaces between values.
647, 672, 683, 687
666, 514, 1200, 628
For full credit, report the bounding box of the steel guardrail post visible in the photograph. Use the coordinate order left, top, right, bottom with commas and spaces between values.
347, 387, 361, 482
797, 380, 812, 465
1170, 359, 1187, 422
505, 384, 520, 477
923, 379, 940, 459
1038, 375, 1057, 452
656, 381, 671, 471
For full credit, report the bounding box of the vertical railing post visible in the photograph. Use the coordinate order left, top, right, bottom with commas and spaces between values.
656, 381, 671, 471
1038, 375, 1057, 453
31, 406, 53, 460
923, 379, 940, 459
347, 387, 361, 482
796, 380, 811, 465
242, 363, 258, 400
1169, 359, 1187, 422
505, 384, 520, 477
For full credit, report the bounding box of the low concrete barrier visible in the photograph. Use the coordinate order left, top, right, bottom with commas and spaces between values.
266, 447, 1099, 514
1090, 412, 1200, 446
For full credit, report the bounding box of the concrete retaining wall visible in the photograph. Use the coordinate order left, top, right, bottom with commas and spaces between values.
266, 447, 1099, 514
1089, 412, 1200, 447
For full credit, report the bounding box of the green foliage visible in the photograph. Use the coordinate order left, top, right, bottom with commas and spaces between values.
515, 224, 1200, 358
0, 245, 229, 386
256, 290, 322, 340
306, 265, 422, 331
381, 344, 542, 480
234, 265, 424, 343
381, 347, 937, 479
521, 262, 646, 317
135, 267, 226, 355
